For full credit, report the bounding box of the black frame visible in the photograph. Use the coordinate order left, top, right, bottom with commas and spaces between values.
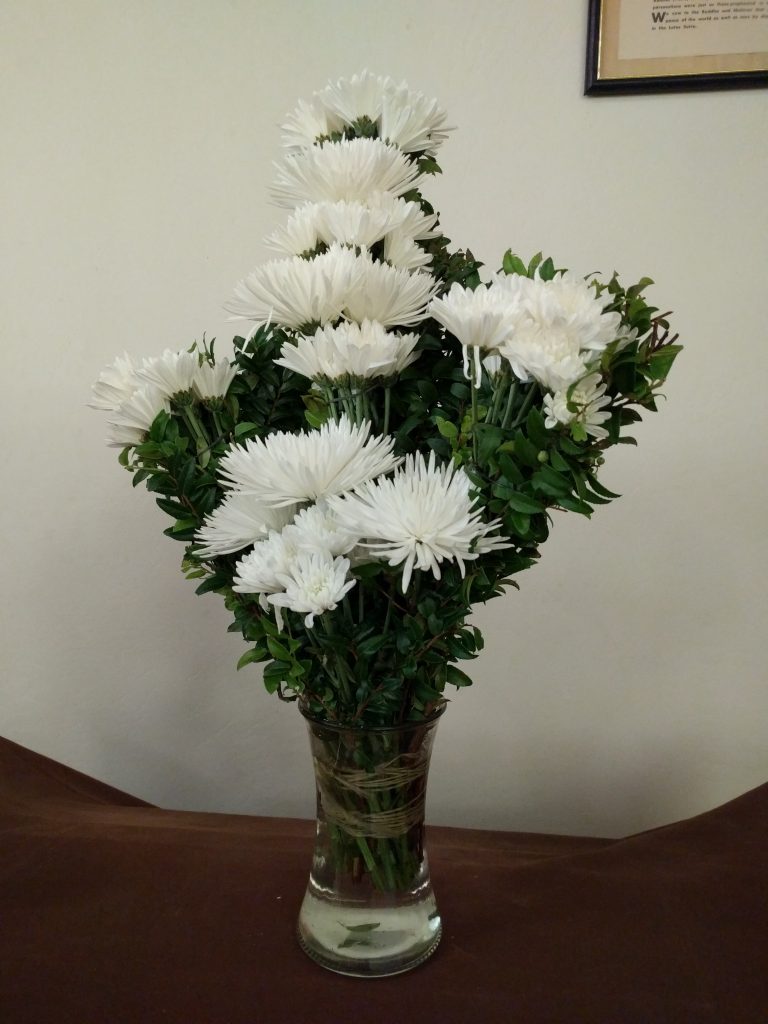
585, 0, 768, 95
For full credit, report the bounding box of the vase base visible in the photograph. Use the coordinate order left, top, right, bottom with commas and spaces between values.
296, 886, 442, 977
297, 921, 442, 978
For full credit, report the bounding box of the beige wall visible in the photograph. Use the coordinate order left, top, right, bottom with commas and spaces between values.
2, 0, 766, 836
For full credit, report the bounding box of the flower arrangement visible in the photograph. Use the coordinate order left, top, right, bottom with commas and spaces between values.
91, 71, 680, 733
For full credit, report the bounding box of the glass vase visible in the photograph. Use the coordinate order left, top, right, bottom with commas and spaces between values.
296, 706, 444, 977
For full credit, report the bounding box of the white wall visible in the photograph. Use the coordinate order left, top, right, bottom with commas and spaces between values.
2, 0, 766, 837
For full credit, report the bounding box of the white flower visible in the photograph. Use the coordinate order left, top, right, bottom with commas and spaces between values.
268, 551, 356, 628
137, 349, 198, 400
543, 372, 612, 440
368, 192, 439, 240
280, 97, 343, 154
271, 138, 423, 208
229, 247, 436, 332
328, 452, 510, 592
217, 415, 401, 508
275, 320, 419, 382
232, 528, 302, 607
316, 70, 388, 126
428, 283, 512, 385
106, 385, 169, 448
266, 196, 438, 271
344, 253, 438, 327
289, 500, 360, 558
192, 359, 237, 401
89, 352, 141, 412
383, 229, 432, 271
283, 71, 453, 156
225, 245, 364, 329
194, 493, 297, 558
380, 81, 452, 155
497, 273, 622, 392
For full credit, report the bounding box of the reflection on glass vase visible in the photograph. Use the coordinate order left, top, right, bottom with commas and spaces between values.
297, 705, 444, 977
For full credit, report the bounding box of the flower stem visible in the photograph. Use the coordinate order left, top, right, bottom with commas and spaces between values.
509, 382, 539, 430
500, 380, 518, 429
470, 378, 479, 464
383, 386, 391, 435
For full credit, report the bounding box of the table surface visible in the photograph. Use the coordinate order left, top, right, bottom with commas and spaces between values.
1, 735, 766, 1024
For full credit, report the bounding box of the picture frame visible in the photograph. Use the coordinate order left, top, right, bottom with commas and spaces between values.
585, 0, 768, 94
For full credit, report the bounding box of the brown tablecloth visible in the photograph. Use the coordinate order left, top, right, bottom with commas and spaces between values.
1, 736, 766, 1024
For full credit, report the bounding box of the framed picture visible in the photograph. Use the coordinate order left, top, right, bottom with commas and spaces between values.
586, 0, 768, 94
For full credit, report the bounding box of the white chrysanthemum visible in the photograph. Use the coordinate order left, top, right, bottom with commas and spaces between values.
380, 81, 452, 155
368, 192, 440, 240
89, 352, 141, 412
275, 320, 419, 382
218, 415, 401, 508
194, 494, 297, 558
280, 97, 344, 154
268, 551, 356, 628
232, 529, 302, 608
137, 349, 198, 399
382, 229, 432, 271
316, 70, 388, 126
290, 501, 360, 558
266, 196, 438, 268
271, 138, 423, 208
106, 385, 170, 448
266, 199, 392, 256
225, 245, 364, 329
265, 204, 327, 256
328, 452, 510, 592
284, 71, 452, 157
497, 273, 622, 392
345, 253, 437, 327
429, 283, 513, 384
543, 372, 612, 440
192, 359, 237, 401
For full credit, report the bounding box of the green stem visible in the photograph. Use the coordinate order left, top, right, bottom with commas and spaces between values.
489, 367, 510, 425
509, 382, 539, 430
470, 378, 479, 464
383, 386, 391, 435
501, 380, 518, 430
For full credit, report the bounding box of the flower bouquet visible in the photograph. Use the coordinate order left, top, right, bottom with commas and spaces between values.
91, 72, 681, 976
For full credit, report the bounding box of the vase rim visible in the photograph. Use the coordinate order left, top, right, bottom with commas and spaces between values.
298, 701, 446, 733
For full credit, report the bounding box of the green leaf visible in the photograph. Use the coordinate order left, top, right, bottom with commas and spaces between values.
435, 416, 458, 439
263, 661, 286, 695
131, 468, 151, 487
533, 464, 572, 496
357, 635, 387, 657
475, 423, 504, 464
266, 637, 291, 662
446, 665, 473, 688
237, 648, 266, 670
538, 256, 556, 281
505, 492, 545, 514
195, 574, 230, 596
512, 433, 540, 468
527, 252, 543, 277
155, 498, 191, 520
498, 453, 524, 484
647, 344, 683, 381
353, 562, 383, 579
502, 251, 528, 276
526, 407, 550, 449
586, 474, 621, 499
507, 510, 531, 536
557, 494, 593, 516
